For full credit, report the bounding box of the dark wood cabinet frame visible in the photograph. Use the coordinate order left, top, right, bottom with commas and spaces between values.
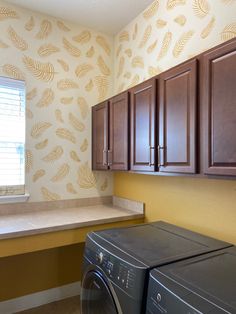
92, 92, 129, 171
130, 79, 156, 172
159, 59, 197, 174
201, 39, 236, 176
92, 101, 109, 170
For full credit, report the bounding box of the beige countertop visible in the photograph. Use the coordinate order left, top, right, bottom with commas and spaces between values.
0, 197, 144, 240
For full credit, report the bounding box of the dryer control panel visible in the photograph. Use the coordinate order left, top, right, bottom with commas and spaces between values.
146, 270, 227, 314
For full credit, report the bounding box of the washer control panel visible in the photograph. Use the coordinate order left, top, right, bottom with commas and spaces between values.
84, 236, 146, 299
95, 248, 137, 292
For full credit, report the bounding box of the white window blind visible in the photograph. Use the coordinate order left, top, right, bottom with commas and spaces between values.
0, 76, 25, 196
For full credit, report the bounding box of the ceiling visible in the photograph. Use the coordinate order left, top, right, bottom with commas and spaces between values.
5, 0, 154, 34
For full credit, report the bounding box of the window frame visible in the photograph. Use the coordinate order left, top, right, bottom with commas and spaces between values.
0, 76, 28, 202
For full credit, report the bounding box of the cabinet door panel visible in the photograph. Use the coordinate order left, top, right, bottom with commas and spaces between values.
130, 80, 156, 171
203, 39, 236, 175
92, 101, 108, 170
159, 59, 197, 173
109, 92, 129, 170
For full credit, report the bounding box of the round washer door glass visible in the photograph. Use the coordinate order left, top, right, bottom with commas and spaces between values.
81, 270, 118, 314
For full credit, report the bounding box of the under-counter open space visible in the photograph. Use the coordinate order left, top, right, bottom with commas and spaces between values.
0, 196, 144, 258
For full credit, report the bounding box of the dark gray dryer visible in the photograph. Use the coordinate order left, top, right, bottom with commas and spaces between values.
146, 246, 236, 314
81, 221, 232, 314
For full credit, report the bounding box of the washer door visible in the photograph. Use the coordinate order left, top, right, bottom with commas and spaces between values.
81, 270, 119, 314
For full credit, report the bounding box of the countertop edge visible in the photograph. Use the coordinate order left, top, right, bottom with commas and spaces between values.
0, 207, 144, 240
0, 196, 145, 240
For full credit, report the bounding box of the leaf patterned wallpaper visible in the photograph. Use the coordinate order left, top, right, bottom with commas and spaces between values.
114, 0, 236, 93
0, 0, 114, 201
0, 0, 235, 202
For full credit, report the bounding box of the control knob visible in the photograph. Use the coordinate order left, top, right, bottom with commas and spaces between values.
156, 293, 162, 302
98, 252, 104, 264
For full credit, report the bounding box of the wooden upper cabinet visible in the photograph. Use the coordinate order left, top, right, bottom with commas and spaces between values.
92, 101, 108, 170
130, 79, 156, 171
109, 92, 129, 170
202, 39, 236, 176
91, 38, 236, 177
158, 59, 197, 174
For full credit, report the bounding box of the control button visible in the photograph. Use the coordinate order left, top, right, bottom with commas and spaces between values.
98, 252, 104, 264
107, 261, 113, 269
156, 293, 162, 302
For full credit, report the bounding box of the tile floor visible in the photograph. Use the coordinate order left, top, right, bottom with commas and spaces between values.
17, 296, 80, 314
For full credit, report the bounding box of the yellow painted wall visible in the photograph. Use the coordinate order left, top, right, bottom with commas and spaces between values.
114, 173, 236, 244
113, 1, 236, 245
0, 243, 84, 301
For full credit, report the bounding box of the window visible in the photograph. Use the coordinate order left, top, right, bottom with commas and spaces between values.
0, 76, 25, 196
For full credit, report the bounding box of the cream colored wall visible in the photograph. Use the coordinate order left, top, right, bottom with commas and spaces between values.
0, 0, 113, 201
113, 0, 236, 245
114, 0, 236, 93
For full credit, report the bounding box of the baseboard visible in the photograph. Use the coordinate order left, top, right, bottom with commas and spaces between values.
0, 281, 81, 314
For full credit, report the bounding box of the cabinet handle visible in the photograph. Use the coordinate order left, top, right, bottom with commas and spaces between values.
149, 146, 155, 167
108, 150, 112, 166
103, 150, 108, 166
158, 145, 165, 167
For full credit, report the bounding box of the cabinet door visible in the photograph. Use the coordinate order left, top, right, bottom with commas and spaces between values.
130, 79, 156, 171
92, 101, 108, 170
202, 39, 236, 176
109, 92, 129, 170
159, 59, 197, 173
